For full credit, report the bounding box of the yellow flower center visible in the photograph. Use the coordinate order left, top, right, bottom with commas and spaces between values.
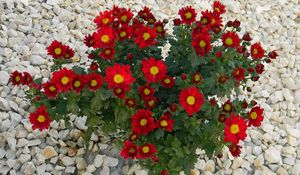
230, 124, 240, 134
129, 148, 136, 153
37, 115, 46, 123
101, 35, 110, 43
128, 100, 134, 105
235, 70, 240, 75
49, 85, 56, 92
199, 40, 207, 48
160, 120, 168, 127
143, 32, 150, 40
120, 31, 127, 38
148, 100, 155, 106
201, 18, 208, 24
150, 66, 159, 75
157, 26, 163, 32
250, 112, 257, 119
224, 104, 231, 111
144, 88, 150, 95
185, 12, 192, 19
142, 146, 150, 153
253, 48, 258, 55
65, 53, 70, 58
121, 15, 128, 22
148, 18, 154, 23
225, 38, 233, 46
164, 78, 171, 84
104, 49, 111, 55
113, 74, 124, 84
215, 8, 220, 12
102, 18, 109, 24
140, 119, 148, 126
74, 80, 81, 88
194, 74, 202, 81
90, 80, 98, 87
211, 18, 216, 24
15, 76, 21, 82
115, 88, 122, 94
187, 96, 196, 105
54, 48, 62, 55
61, 76, 70, 85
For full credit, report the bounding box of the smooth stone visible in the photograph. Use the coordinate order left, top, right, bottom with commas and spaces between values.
103, 157, 118, 167
0, 71, 10, 85
94, 154, 104, 168
265, 146, 282, 163
43, 146, 58, 159
20, 162, 36, 175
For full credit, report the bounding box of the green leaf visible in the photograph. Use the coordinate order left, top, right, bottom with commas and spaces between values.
33, 78, 43, 84
56, 100, 68, 115
73, 66, 85, 75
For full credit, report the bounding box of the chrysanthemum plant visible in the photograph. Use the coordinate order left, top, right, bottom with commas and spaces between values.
10, 1, 278, 174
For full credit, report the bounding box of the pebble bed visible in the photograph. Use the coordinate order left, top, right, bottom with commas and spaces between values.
0, 0, 299, 175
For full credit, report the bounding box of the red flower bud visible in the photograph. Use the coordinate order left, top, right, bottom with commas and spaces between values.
268, 50, 278, 59
233, 20, 241, 28
35, 96, 40, 102
88, 53, 95, 59
218, 75, 229, 84
210, 58, 216, 64
164, 111, 172, 118
161, 170, 169, 175
244, 52, 250, 58
242, 33, 252, 41
216, 51, 222, 58
210, 98, 217, 106
252, 76, 259, 81
236, 46, 246, 53
227, 20, 233, 27
248, 67, 254, 72
266, 59, 271, 63
127, 53, 133, 60
169, 103, 177, 112
247, 87, 252, 92
251, 100, 257, 106
213, 26, 222, 34
90, 62, 98, 71
241, 101, 248, 108
218, 113, 226, 122
173, 18, 181, 26
181, 73, 187, 80
255, 64, 265, 74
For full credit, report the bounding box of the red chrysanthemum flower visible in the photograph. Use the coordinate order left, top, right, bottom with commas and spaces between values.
209, 12, 223, 28
62, 45, 74, 59
141, 57, 167, 83
138, 144, 157, 159
42, 81, 59, 99
29, 105, 51, 131
105, 63, 136, 91
250, 43, 265, 60
192, 32, 212, 56
229, 144, 241, 157
178, 6, 197, 25
247, 106, 264, 127
213, 1, 226, 14
84, 34, 95, 47
138, 85, 155, 99
93, 27, 115, 48
51, 68, 75, 92
116, 25, 132, 41
134, 25, 157, 48
255, 64, 265, 74
192, 72, 203, 85
10, 70, 23, 86
125, 98, 136, 109
222, 100, 234, 113
147, 13, 156, 24
154, 21, 166, 37
87, 73, 103, 92
120, 141, 138, 159
21, 72, 33, 85
99, 48, 115, 60
47, 40, 66, 59
161, 76, 175, 88
224, 114, 248, 144
131, 109, 156, 135
231, 67, 246, 81
113, 87, 126, 99
178, 86, 205, 116
161, 170, 170, 175
138, 6, 152, 21
117, 8, 134, 24
93, 10, 113, 28
144, 96, 157, 109
218, 74, 229, 84
72, 74, 86, 94
200, 10, 213, 26
112, 5, 121, 16
268, 50, 278, 59
222, 31, 241, 48
157, 115, 174, 132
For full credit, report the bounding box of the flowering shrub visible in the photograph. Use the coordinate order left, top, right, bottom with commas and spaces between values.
10, 1, 278, 174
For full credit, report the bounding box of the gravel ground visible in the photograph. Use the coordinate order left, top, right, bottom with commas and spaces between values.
0, 0, 299, 175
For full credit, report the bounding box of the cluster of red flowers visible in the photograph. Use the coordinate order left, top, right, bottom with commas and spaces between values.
10, 70, 33, 86
47, 40, 74, 59
218, 100, 264, 157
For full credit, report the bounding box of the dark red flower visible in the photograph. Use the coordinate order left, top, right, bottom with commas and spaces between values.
99, 48, 115, 60
131, 109, 156, 135
222, 100, 234, 113
255, 64, 265, 74
242, 33, 252, 41
161, 76, 175, 88
116, 25, 132, 41
138, 6, 152, 20
29, 105, 51, 131
157, 115, 174, 132
93, 10, 113, 28
113, 87, 126, 99
90, 62, 99, 71
72, 74, 86, 94
192, 32, 212, 56
161, 169, 169, 175
178, 6, 197, 25
229, 144, 241, 157
42, 81, 59, 99
213, 1, 226, 14
218, 75, 229, 84
268, 50, 278, 59
117, 9, 134, 24
93, 27, 115, 48
169, 103, 177, 112
144, 96, 157, 109
62, 45, 74, 59
138, 85, 155, 99
222, 31, 241, 48
218, 113, 226, 123
232, 20, 241, 28
120, 141, 138, 159
138, 143, 157, 159
154, 21, 166, 37
10, 70, 23, 86
142, 57, 167, 83
47, 40, 66, 59
231, 67, 246, 81
250, 43, 265, 60
84, 34, 95, 47
134, 25, 157, 48
224, 114, 248, 144
216, 51, 223, 58
87, 73, 103, 92
192, 72, 203, 84
173, 18, 182, 26
247, 106, 264, 127
22, 72, 33, 85
125, 98, 136, 109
